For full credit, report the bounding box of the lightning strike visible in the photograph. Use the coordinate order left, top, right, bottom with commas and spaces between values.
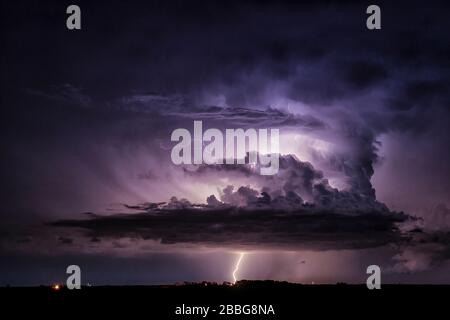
232, 252, 245, 284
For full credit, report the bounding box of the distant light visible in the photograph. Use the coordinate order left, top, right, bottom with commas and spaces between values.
52, 284, 61, 291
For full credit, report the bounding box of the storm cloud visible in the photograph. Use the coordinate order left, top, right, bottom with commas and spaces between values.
49, 154, 410, 251
50, 196, 409, 251
1, 0, 450, 284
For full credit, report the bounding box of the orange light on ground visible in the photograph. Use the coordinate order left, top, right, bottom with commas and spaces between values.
52, 284, 61, 291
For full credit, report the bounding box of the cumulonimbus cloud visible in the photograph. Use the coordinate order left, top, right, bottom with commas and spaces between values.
50, 154, 411, 251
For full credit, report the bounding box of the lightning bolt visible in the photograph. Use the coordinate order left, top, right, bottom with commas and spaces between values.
232, 252, 245, 284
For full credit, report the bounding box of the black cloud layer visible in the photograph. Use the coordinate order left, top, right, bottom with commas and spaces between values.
50, 206, 409, 250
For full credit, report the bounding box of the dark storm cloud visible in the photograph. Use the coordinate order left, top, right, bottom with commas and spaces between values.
2, 0, 449, 193
50, 204, 409, 251
392, 230, 450, 272
57, 236, 74, 245
119, 94, 326, 129
165, 106, 326, 129
3, 0, 450, 110
27, 84, 93, 108
389, 79, 450, 112
343, 60, 388, 90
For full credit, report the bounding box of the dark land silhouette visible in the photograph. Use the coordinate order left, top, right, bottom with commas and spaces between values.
1, 280, 448, 318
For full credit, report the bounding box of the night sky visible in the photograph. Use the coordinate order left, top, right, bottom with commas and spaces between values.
1, 0, 450, 286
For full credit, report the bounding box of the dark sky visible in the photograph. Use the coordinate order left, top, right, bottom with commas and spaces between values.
1, 0, 450, 285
